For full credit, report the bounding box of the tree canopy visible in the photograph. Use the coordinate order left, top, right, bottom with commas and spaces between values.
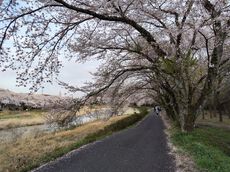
1, 0, 230, 131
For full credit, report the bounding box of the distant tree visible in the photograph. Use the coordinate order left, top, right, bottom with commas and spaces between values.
0, 0, 230, 131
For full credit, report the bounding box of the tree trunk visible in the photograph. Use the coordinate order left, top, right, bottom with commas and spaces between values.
219, 110, 223, 122
216, 89, 223, 122
210, 112, 212, 119
179, 104, 197, 132
183, 114, 196, 132
202, 110, 205, 120
210, 108, 213, 119
212, 90, 217, 118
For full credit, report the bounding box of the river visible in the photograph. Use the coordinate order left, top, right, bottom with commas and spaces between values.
0, 107, 138, 143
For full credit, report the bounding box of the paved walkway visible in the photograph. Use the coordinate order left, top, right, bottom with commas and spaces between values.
33, 111, 175, 172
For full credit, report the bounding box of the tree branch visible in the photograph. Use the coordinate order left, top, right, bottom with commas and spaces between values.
54, 0, 167, 57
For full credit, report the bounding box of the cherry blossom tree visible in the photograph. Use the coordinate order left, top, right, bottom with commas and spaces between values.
0, 0, 230, 131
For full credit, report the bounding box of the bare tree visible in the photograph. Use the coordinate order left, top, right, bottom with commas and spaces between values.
0, 0, 230, 131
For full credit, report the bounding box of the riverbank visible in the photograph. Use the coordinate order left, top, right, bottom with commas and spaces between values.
0, 110, 45, 130
0, 106, 108, 130
0, 107, 148, 172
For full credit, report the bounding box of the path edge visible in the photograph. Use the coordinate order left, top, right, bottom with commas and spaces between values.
160, 111, 199, 172
30, 111, 150, 172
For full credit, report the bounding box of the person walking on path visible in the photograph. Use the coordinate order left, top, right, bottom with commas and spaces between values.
154, 106, 161, 115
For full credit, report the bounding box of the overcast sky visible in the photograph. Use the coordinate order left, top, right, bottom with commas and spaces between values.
0, 0, 102, 97
0, 59, 100, 96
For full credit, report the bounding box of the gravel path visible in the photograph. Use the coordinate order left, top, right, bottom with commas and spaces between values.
33, 111, 175, 172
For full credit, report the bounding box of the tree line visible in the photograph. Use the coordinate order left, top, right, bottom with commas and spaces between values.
0, 0, 230, 131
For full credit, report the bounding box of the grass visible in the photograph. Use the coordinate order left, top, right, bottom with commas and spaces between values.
171, 126, 230, 172
197, 114, 230, 128
0, 107, 148, 172
0, 110, 45, 130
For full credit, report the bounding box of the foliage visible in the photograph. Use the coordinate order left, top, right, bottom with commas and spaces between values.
161, 58, 178, 75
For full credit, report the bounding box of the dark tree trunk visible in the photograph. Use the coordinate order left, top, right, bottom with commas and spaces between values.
212, 91, 217, 118
202, 110, 205, 119
183, 114, 196, 132
210, 110, 213, 119
216, 89, 223, 122
219, 110, 223, 122
195, 1, 226, 124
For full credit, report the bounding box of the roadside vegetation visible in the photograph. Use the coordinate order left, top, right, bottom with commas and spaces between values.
0, 107, 148, 172
170, 121, 230, 172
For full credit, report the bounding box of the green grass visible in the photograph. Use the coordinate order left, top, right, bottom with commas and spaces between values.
171, 126, 230, 172
20, 107, 149, 172
0, 110, 44, 120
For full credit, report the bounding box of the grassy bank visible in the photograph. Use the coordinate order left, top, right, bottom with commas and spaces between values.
0, 107, 139, 130
0, 110, 45, 130
196, 115, 230, 130
0, 107, 148, 172
171, 126, 230, 172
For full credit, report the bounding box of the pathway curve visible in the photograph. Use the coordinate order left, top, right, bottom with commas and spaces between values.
33, 111, 175, 172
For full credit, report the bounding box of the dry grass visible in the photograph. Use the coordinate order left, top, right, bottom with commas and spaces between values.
0, 114, 129, 172
77, 105, 108, 116
0, 111, 45, 130
122, 107, 140, 115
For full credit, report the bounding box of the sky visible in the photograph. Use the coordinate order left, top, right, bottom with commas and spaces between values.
0, 59, 100, 96
0, 0, 102, 97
